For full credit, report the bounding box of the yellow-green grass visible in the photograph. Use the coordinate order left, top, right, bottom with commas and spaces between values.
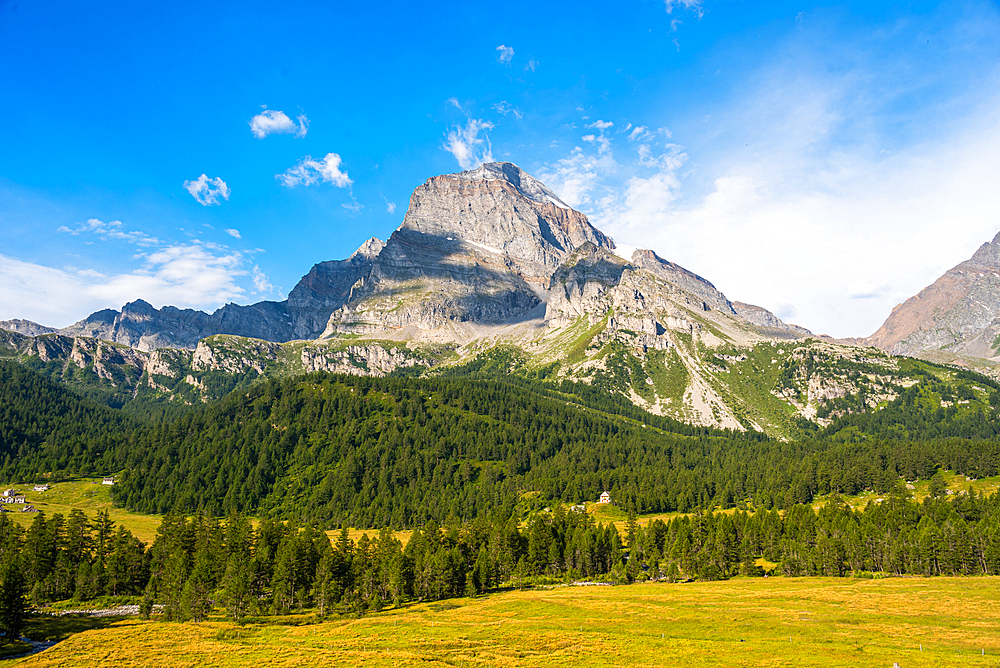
587, 501, 739, 536
12, 576, 1000, 667
336, 528, 414, 547
814, 469, 1000, 512
0, 478, 162, 544
0, 479, 414, 548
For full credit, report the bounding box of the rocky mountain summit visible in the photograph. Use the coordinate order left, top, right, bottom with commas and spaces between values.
323, 162, 614, 336
864, 231, 1000, 361
6, 161, 846, 434
0, 319, 56, 337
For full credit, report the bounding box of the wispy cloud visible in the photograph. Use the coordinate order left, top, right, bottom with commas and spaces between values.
251, 264, 273, 294
547, 7, 1000, 338
224, 228, 241, 239
443, 118, 494, 170
496, 44, 514, 64
0, 240, 258, 327
249, 108, 309, 139
183, 174, 230, 206
277, 153, 352, 187
57, 218, 161, 246
664, 0, 704, 18
493, 101, 523, 119
383, 197, 397, 215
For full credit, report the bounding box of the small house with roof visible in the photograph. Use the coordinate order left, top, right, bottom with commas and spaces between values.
599, 491, 611, 504
102, 477, 115, 486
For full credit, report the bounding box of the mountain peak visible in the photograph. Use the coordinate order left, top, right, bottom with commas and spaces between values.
453, 162, 571, 210
865, 228, 1000, 357
350, 237, 386, 261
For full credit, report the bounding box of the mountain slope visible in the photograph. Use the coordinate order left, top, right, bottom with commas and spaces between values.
3, 161, 908, 436
0, 359, 138, 479
865, 231, 1000, 359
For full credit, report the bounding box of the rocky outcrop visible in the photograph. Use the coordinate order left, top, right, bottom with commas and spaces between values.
286, 237, 385, 339
732, 302, 812, 337
188, 336, 432, 379
59, 299, 294, 352
402, 162, 614, 285
0, 319, 56, 337
864, 231, 1000, 358
56, 235, 387, 351
323, 162, 616, 336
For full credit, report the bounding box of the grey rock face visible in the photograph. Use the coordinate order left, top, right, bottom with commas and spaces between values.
286, 237, 385, 339
732, 302, 812, 336
630, 249, 737, 315
57, 236, 386, 350
0, 319, 56, 337
544, 243, 772, 353
324, 162, 615, 335
59, 299, 295, 352
865, 230, 1000, 358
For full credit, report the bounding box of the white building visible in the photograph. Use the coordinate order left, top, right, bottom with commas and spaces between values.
102, 477, 115, 486
599, 491, 611, 504
33, 484, 50, 492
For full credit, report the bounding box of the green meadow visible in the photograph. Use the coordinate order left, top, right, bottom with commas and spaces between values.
0, 478, 162, 544
11, 576, 1000, 667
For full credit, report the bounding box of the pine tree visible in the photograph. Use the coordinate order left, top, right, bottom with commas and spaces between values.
0, 553, 27, 643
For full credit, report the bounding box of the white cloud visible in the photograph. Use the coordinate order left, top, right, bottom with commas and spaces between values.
384, 198, 397, 215
537, 8, 1000, 339
664, 0, 704, 18
627, 126, 650, 141
443, 118, 494, 170
224, 228, 241, 239
496, 44, 514, 64
249, 109, 309, 139
579, 98, 1000, 340
251, 264, 274, 294
183, 174, 230, 206
588, 120, 614, 130
537, 143, 617, 209
277, 153, 352, 187
0, 241, 252, 327
342, 198, 363, 213
57, 218, 160, 246
493, 101, 523, 119
524, 58, 538, 72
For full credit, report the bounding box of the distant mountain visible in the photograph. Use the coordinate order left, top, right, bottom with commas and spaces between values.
0, 319, 56, 337
864, 231, 1000, 360
7, 161, 896, 436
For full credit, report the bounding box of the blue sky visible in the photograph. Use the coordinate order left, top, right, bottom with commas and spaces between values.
1, 0, 999, 337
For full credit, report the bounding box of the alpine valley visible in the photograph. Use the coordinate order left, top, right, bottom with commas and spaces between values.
4, 162, 1000, 440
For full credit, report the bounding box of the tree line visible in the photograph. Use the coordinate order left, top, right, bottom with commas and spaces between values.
3, 486, 1000, 638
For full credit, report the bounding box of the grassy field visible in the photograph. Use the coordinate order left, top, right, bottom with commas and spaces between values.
0, 478, 413, 548
0, 478, 163, 544
9, 576, 1000, 667
5, 470, 995, 550
815, 469, 1000, 512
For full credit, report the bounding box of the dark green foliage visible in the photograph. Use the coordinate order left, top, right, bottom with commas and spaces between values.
0, 509, 147, 615
824, 376, 1000, 440
0, 515, 26, 643
0, 360, 139, 480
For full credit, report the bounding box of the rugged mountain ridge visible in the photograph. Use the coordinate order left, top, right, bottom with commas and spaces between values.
5, 161, 851, 435
864, 231, 1000, 360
